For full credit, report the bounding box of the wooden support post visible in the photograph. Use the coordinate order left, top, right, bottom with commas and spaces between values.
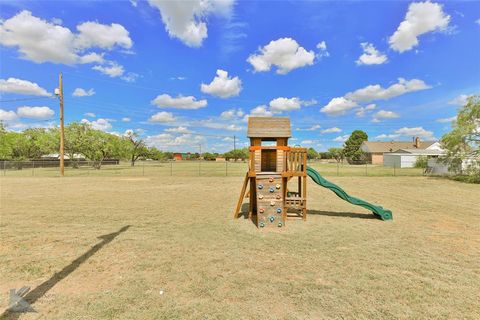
58, 73, 65, 177
233, 173, 249, 219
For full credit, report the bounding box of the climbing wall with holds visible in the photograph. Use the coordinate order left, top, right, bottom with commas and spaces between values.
256, 174, 285, 228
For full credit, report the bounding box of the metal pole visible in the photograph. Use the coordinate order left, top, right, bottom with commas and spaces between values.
199, 161, 201, 176
58, 73, 65, 177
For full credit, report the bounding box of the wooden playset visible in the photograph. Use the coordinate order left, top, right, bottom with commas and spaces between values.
233, 117, 393, 228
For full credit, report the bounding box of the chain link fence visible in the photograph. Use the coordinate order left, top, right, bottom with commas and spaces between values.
0, 160, 426, 177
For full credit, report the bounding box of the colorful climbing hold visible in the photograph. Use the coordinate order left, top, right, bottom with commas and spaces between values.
270, 201, 275, 206
276, 194, 281, 199
278, 222, 283, 227
269, 216, 275, 222
258, 184, 263, 189
259, 208, 265, 213
269, 187, 274, 193
269, 177, 274, 182
277, 208, 282, 213
259, 194, 264, 199
259, 222, 265, 228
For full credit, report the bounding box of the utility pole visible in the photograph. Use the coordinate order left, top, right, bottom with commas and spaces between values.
57, 73, 65, 177
233, 135, 236, 152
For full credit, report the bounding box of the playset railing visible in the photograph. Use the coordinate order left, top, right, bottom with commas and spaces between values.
248, 146, 307, 175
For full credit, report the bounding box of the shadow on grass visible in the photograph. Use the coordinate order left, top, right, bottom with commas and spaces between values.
1, 225, 131, 319
307, 210, 377, 220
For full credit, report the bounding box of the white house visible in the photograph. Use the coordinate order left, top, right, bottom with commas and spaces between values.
383, 145, 444, 168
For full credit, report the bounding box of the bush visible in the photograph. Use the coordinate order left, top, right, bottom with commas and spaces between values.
450, 174, 480, 184
414, 156, 428, 168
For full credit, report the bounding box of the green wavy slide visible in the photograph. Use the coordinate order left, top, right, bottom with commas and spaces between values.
306, 166, 393, 221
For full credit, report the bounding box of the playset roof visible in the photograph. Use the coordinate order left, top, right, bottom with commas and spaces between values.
247, 117, 291, 138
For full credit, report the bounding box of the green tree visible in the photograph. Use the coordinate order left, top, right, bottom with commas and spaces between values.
307, 147, 318, 160
343, 130, 368, 164
124, 130, 148, 166
82, 129, 124, 169
328, 148, 344, 163
441, 95, 480, 175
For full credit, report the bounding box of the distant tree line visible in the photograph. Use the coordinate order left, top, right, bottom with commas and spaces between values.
0, 122, 172, 169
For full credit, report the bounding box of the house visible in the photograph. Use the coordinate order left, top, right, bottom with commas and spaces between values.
215, 157, 226, 162
360, 137, 440, 164
173, 153, 191, 161
383, 148, 445, 168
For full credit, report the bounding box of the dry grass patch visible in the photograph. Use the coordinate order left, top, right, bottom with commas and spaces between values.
0, 176, 479, 319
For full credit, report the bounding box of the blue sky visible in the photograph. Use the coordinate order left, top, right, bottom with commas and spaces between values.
0, 0, 479, 152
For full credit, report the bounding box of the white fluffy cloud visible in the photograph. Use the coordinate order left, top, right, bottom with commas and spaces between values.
149, 111, 176, 123
121, 117, 131, 122
17, 106, 54, 119
436, 116, 457, 123
375, 133, 400, 140
81, 118, 112, 131
165, 126, 190, 133
247, 38, 316, 74
0, 109, 18, 121
92, 61, 125, 77
74, 21, 132, 50
242, 105, 273, 122
389, 1, 450, 52
269, 97, 302, 113
320, 97, 358, 115
345, 78, 431, 102
220, 108, 244, 120
316, 41, 329, 58
356, 42, 388, 65
151, 94, 207, 110
372, 110, 400, 122
0, 78, 51, 96
84, 112, 96, 118
355, 104, 376, 117
321, 127, 342, 134
200, 69, 242, 98
322, 78, 430, 116
394, 126, 434, 139
147, 0, 234, 47
297, 125, 321, 131
448, 94, 470, 106
333, 134, 350, 142
73, 88, 95, 97
0, 10, 132, 64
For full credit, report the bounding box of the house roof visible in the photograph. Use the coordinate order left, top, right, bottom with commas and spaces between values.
247, 117, 291, 138
361, 141, 437, 153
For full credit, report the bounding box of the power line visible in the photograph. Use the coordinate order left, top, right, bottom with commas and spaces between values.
0, 96, 55, 103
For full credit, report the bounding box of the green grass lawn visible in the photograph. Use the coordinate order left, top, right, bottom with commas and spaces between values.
1, 175, 479, 319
